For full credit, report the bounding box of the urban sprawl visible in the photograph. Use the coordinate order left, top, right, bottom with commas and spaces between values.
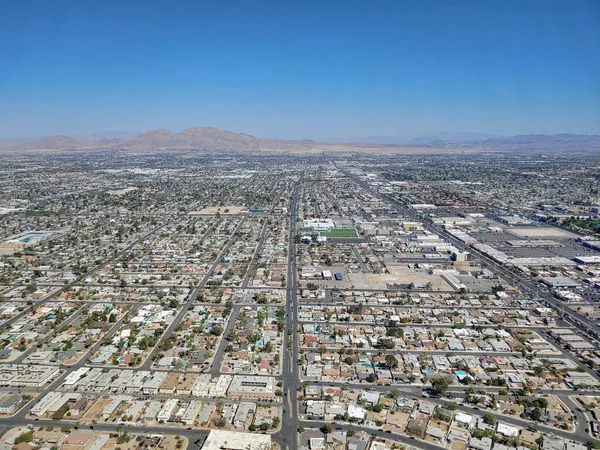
0, 151, 599, 450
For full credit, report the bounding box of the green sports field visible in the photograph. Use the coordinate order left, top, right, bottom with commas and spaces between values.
320, 228, 359, 238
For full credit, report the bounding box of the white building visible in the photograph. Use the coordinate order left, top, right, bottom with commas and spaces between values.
203, 430, 271, 450
303, 218, 334, 231
30, 391, 62, 416
157, 399, 179, 422
347, 404, 366, 420
209, 375, 232, 397
180, 400, 202, 425
63, 367, 90, 386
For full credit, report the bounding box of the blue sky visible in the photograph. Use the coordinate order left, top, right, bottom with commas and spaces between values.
0, 0, 599, 139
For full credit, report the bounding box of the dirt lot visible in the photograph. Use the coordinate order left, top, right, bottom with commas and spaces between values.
190, 206, 248, 215
351, 266, 453, 290
82, 396, 113, 422
506, 227, 577, 238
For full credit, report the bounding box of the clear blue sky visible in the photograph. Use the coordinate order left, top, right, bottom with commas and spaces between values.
1, 0, 599, 139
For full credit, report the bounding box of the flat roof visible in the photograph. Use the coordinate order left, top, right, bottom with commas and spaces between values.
203, 430, 271, 450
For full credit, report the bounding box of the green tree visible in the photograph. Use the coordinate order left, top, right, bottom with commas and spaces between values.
378, 338, 395, 349
431, 376, 449, 395
483, 413, 497, 425
216, 417, 227, 427
14, 432, 34, 444
530, 408, 542, 422
385, 354, 398, 369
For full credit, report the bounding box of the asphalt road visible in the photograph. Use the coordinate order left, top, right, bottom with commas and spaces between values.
0, 418, 209, 450
277, 175, 302, 450
241, 217, 269, 289
208, 305, 242, 376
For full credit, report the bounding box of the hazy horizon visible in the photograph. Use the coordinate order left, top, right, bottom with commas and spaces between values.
4, 128, 600, 144
1, 0, 599, 139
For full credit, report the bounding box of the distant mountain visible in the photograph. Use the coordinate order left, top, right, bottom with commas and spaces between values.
434, 132, 508, 142
322, 132, 599, 152
11, 135, 82, 150
452, 133, 600, 152
321, 132, 506, 145
79, 131, 140, 141
1, 128, 598, 154
0, 134, 126, 152
0, 137, 33, 148
407, 135, 442, 144
125, 127, 317, 151
321, 136, 406, 145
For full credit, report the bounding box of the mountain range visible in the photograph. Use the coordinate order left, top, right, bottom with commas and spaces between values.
320, 132, 507, 145
1, 127, 598, 154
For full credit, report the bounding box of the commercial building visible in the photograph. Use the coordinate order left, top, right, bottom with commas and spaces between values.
47, 393, 80, 414
180, 400, 202, 425
202, 430, 271, 450
102, 395, 132, 419
63, 367, 90, 387
30, 392, 62, 417
209, 375, 232, 397
541, 277, 580, 288
0, 394, 21, 414
157, 399, 179, 422
303, 219, 334, 231
233, 402, 256, 427
574, 256, 600, 264
497, 215, 532, 225
228, 375, 275, 399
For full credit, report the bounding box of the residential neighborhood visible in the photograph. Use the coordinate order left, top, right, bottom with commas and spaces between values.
0, 153, 599, 450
